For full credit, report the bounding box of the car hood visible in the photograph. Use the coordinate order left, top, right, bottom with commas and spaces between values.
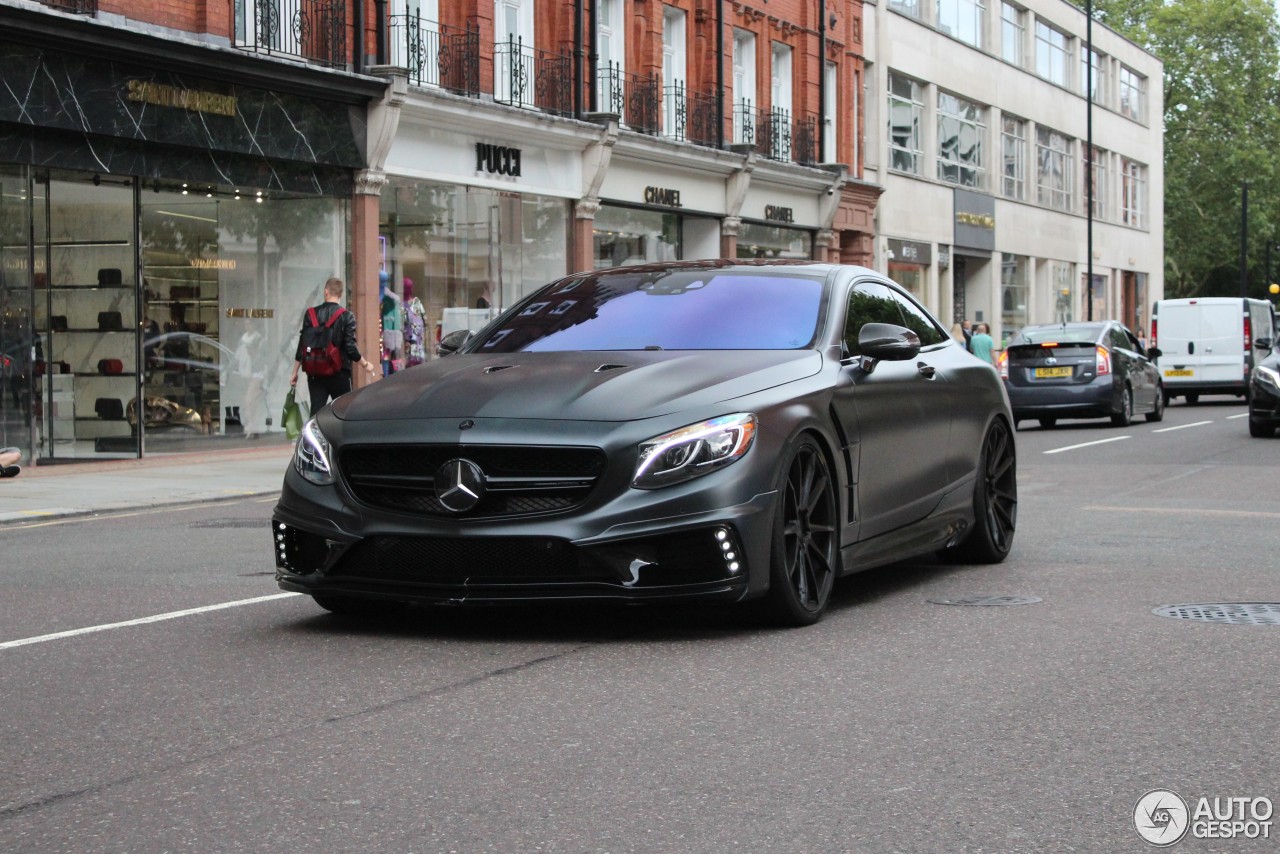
331, 350, 822, 422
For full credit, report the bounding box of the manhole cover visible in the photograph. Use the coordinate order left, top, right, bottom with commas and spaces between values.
1153, 603, 1280, 626
929, 595, 1043, 606
190, 519, 265, 529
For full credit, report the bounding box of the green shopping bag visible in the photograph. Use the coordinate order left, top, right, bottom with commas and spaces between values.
282, 387, 304, 440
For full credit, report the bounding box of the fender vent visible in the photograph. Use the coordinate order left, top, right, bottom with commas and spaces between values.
594, 364, 629, 373
483, 365, 517, 374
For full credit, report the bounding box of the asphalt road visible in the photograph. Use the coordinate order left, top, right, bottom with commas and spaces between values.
1, 399, 1277, 853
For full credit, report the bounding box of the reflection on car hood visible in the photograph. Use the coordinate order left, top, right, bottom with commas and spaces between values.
331, 350, 823, 422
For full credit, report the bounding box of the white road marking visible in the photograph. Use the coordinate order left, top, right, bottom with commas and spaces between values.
1083, 505, 1280, 520
0, 593, 302, 651
1226, 413, 1249, 420
1152, 420, 1214, 433
1043, 436, 1131, 454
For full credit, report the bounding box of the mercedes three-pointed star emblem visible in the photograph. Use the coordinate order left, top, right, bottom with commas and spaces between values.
434, 458, 486, 513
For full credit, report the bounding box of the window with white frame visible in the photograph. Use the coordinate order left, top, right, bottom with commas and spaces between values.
1119, 65, 1145, 122
1081, 47, 1106, 104
1121, 158, 1147, 228
888, 72, 924, 175
596, 0, 626, 113
732, 29, 757, 144
937, 92, 985, 187
1001, 115, 1026, 200
1036, 125, 1073, 210
938, 0, 985, 49
1001, 2, 1024, 65
662, 6, 687, 140
889, 0, 921, 20
390, 0, 441, 86
1085, 145, 1108, 219
494, 0, 535, 106
824, 62, 837, 163
1001, 253, 1029, 339
771, 42, 793, 160
1035, 20, 1071, 87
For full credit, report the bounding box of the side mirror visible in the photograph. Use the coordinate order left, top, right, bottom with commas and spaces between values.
857, 323, 921, 363
1146, 347, 1162, 361
1254, 337, 1273, 351
437, 329, 472, 357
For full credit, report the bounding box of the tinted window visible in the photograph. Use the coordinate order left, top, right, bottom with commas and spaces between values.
843, 282, 948, 355
469, 269, 825, 352
1012, 324, 1105, 346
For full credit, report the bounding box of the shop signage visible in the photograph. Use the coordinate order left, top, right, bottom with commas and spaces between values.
475, 143, 522, 177
954, 189, 996, 251
888, 238, 932, 265
764, 205, 795, 224
225, 308, 275, 319
644, 186, 683, 208
126, 79, 237, 117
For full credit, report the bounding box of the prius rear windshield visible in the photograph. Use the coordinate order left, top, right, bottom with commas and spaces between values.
1011, 324, 1104, 346
469, 270, 826, 352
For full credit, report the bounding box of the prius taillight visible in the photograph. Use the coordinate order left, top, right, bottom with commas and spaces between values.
997, 350, 1008, 379
1096, 346, 1112, 375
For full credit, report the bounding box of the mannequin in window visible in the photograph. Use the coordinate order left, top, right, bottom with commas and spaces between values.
403, 277, 428, 368
380, 271, 404, 374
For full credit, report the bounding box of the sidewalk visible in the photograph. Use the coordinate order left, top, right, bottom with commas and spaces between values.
0, 444, 294, 524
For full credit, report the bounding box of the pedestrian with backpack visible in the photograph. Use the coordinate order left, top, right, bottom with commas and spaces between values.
289, 276, 375, 415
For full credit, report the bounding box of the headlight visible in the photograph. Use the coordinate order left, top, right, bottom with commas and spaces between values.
293, 418, 335, 485
1255, 364, 1280, 389
633, 413, 757, 489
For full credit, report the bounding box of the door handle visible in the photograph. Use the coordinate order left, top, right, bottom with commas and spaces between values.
917, 362, 937, 379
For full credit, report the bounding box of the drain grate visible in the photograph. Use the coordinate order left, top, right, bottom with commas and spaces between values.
190, 519, 265, 529
1153, 603, 1280, 626
929, 595, 1043, 606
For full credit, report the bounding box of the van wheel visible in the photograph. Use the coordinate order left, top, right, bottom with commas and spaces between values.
1111, 386, 1133, 426
1145, 386, 1165, 422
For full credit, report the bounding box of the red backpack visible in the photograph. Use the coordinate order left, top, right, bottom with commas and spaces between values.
300, 306, 346, 377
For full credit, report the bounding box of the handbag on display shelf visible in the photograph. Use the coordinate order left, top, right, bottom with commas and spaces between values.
97, 311, 123, 331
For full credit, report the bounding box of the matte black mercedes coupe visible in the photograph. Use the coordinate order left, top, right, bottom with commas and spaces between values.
272, 261, 1017, 626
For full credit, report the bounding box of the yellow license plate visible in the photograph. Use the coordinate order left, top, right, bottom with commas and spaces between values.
1034, 367, 1073, 378
1165, 369, 1194, 377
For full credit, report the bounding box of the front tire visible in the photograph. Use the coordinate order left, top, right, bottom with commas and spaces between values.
1249, 417, 1276, 438
945, 419, 1017, 564
763, 436, 839, 627
1145, 385, 1166, 422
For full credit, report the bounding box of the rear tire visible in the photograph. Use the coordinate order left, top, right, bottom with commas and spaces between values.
763, 436, 839, 627
1111, 386, 1133, 426
1249, 418, 1276, 438
1145, 385, 1166, 422
942, 419, 1017, 564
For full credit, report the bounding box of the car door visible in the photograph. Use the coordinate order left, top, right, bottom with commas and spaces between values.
1109, 324, 1150, 410
830, 280, 957, 540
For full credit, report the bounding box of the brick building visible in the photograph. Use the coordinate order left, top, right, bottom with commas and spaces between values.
0, 0, 879, 465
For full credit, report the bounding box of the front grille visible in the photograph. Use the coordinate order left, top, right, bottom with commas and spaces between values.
339, 444, 607, 519
329, 535, 613, 583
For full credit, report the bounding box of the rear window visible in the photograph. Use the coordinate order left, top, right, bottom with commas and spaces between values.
469, 269, 826, 353
1010, 324, 1103, 347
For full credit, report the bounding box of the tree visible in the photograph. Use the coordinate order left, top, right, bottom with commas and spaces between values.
1086, 0, 1280, 298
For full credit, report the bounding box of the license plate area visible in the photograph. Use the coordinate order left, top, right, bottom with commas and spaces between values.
1034, 366, 1074, 379
1165, 369, 1194, 377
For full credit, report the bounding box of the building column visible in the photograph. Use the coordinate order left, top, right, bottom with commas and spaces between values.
574, 199, 600, 272
352, 170, 386, 388
721, 216, 741, 258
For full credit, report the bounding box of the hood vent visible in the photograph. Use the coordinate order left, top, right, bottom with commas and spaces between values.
483, 365, 517, 374
594, 363, 629, 373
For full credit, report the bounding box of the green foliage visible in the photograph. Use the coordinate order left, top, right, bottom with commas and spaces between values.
1083, 0, 1280, 298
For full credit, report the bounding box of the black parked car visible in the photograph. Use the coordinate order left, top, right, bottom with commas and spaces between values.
272, 261, 1017, 626
999, 321, 1164, 428
1247, 347, 1280, 437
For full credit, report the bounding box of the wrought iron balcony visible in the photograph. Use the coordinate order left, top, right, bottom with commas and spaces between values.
735, 104, 819, 165
39, 0, 96, 13
389, 13, 480, 96
596, 64, 660, 135
494, 37, 573, 116
232, 0, 347, 67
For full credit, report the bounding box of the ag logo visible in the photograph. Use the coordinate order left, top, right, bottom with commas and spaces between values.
1135, 789, 1190, 846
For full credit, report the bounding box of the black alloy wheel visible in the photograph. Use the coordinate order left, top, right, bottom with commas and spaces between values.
1111, 385, 1133, 426
765, 436, 839, 626
945, 419, 1017, 564
1249, 417, 1276, 438
1145, 384, 1166, 422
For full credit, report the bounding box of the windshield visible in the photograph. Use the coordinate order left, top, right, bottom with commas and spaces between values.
1011, 324, 1104, 346
468, 269, 826, 352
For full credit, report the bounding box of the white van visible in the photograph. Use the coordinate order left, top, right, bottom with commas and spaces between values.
1150, 297, 1276, 403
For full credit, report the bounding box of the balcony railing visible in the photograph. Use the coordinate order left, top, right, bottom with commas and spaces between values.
40, 0, 96, 13
232, 0, 347, 67
494, 37, 573, 116
389, 13, 480, 96
734, 103, 818, 165
596, 64, 661, 135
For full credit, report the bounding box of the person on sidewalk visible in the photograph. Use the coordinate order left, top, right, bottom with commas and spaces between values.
289, 276, 375, 416
1, 446, 21, 478
970, 322, 996, 365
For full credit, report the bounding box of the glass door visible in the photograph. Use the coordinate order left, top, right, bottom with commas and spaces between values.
0, 166, 36, 464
